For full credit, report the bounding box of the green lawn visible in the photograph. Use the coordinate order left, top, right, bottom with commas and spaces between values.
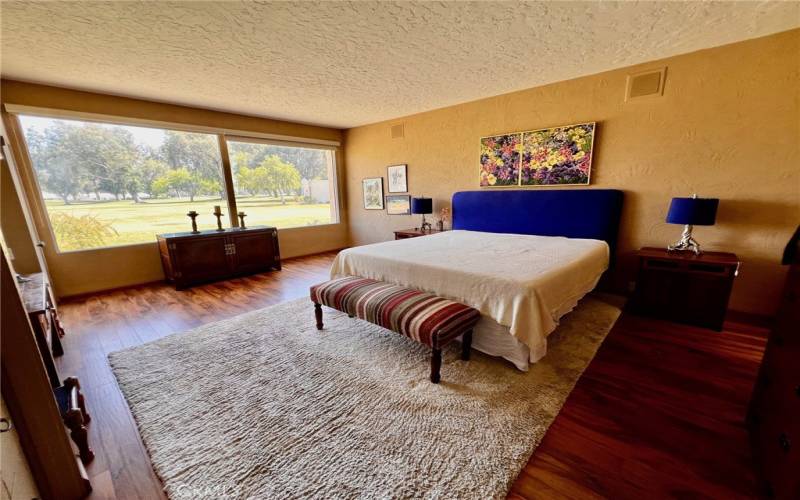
45, 196, 333, 250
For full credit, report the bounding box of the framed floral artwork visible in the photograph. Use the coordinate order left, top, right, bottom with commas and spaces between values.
387, 164, 408, 193
479, 133, 521, 187
362, 177, 384, 210
386, 194, 411, 215
520, 122, 595, 186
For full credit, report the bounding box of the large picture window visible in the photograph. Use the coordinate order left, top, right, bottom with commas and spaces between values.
19, 116, 226, 251
227, 139, 337, 229
17, 114, 339, 252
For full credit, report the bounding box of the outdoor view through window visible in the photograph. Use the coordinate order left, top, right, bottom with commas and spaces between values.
18, 116, 336, 252
226, 139, 335, 230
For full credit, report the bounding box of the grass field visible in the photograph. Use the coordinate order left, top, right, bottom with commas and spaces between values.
45, 196, 333, 250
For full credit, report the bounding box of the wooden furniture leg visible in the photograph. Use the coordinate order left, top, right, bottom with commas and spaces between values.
461, 329, 473, 361
59, 377, 94, 464
64, 409, 94, 464
314, 303, 323, 330
430, 348, 442, 384
67, 377, 91, 423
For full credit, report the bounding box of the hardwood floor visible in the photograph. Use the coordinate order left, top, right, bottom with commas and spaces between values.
55, 251, 766, 499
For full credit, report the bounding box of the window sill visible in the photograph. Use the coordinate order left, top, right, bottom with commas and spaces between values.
52, 222, 344, 255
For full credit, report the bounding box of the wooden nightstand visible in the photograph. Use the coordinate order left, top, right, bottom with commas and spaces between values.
629, 247, 739, 331
393, 228, 446, 240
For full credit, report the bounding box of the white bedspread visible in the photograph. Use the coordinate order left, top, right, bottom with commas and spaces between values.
330, 230, 609, 366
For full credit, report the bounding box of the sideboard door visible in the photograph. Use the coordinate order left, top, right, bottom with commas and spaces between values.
170, 235, 230, 287
229, 231, 276, 275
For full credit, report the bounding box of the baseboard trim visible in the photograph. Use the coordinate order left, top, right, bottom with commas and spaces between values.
59, 248, 346, 303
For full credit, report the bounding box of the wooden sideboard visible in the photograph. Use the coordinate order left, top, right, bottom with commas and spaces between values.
157, 226, 281, 289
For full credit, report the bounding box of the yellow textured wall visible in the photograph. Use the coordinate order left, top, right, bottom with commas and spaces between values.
1, 80, 348, 297
344, 30, 800, 316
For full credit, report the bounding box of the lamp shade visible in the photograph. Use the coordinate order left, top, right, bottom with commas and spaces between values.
666, 197, 719, 226
411, 197, 433, 215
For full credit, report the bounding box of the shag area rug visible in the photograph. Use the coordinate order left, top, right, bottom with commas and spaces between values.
109, 296, 621, 499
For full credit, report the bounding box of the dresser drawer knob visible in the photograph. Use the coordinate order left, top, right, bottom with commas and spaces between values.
779, 432, 791, 452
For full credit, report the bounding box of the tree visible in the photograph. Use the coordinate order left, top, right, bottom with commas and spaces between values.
228, 143, 328, 195
135, 159, 170, 199
50, 213, 118, 251
25, 123, 86, 204
160, 131, 224, 198
151, 167, 218, 202
260, 155, 301, 204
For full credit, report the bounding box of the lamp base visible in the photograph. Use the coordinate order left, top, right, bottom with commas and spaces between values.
667, 224, 702, 255
420, 214, 432, 233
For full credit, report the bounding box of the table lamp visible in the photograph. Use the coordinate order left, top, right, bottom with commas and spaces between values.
411, 197, 433, 232
666, 194, 719, 255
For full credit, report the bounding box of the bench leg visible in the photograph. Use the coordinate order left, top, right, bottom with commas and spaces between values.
430, 348, 442, 384
461, 329, 473, 361
314, 303, 323, 330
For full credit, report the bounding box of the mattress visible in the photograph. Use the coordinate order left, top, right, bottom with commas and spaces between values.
330, 230, 609, 370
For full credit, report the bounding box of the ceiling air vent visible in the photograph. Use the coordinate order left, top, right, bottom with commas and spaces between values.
391, 123, 405, 139
625, 67, 666, 102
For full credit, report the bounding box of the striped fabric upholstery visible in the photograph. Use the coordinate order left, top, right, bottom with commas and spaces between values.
310, 276, 480, 348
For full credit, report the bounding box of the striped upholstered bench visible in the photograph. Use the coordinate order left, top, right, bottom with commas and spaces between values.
310, 276, 481, 383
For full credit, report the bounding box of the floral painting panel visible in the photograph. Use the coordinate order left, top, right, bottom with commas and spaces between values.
479, 133, 521, 187
521, 123, 595, 186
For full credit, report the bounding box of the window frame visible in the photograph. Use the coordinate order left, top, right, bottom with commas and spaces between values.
224, 134, 341, 228
8, 106, 342, 254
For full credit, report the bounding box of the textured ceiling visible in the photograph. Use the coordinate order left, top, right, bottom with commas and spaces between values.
1, 1, 798, 129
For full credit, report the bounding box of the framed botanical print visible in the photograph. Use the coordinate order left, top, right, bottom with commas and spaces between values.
362, 177, 384, 210
386, 194, 411, 215
387, 164, 408, 193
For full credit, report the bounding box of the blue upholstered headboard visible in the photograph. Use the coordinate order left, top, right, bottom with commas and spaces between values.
452, 189, 624, 257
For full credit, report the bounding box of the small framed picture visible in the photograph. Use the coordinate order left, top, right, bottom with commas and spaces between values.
386, 194, 411, 215
362, 177, 384, 210
387, 164, 408, 193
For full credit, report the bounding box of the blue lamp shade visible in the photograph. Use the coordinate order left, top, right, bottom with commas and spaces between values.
666, 197, 719, 226
411, 197, 433, 215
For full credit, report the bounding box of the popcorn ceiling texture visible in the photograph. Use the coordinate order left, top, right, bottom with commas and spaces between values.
1, 1, 798, 128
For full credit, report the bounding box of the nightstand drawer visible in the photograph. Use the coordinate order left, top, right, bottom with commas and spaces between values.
642, 257, 734, 276
630, 247, 738, 331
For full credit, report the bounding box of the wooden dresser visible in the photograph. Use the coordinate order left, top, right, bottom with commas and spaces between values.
747, 228, 799, 499
157, 226, 281, 289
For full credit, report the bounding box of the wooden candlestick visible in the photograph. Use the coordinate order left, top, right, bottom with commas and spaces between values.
186, 211, 199, 233
238, 211, 247, 229
213, 207, 224, 231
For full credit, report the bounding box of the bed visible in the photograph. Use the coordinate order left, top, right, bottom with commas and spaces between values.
331, 189, 624, 370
